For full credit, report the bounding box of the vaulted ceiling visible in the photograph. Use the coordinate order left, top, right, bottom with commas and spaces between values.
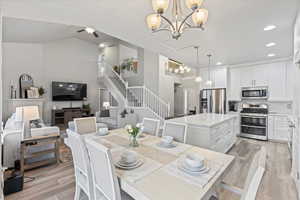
1, 0, 299, 68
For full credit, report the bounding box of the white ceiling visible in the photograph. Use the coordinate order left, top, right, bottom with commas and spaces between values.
3, 17, 118, 46
1, 0, 299, 68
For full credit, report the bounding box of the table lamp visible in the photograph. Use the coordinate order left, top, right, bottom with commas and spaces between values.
16, 106, 40, 139
103, 102, 110, 110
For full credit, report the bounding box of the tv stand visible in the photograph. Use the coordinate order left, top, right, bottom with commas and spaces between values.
51, 107, 91, 129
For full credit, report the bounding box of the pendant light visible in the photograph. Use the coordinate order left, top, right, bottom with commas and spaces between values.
194, 46, 202, 82
205, 54, 212, 86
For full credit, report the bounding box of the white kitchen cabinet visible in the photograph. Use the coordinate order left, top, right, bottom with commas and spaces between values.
268, 114, 289, 141
228, 68, 241, 100
240, 65, 268, 87
267, 63, 287, 100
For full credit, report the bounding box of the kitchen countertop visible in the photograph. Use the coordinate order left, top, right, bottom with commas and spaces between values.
167, 113, 237, 128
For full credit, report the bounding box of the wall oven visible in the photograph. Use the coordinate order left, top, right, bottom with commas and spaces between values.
239, 103, 268, 140
241, 86, 268, 100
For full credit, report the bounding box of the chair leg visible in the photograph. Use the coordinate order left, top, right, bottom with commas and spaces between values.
74, 184, 81, 200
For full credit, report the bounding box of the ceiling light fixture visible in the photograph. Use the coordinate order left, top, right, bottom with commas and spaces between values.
216, 62, 222, 66
99, 43, 106, 48
264, 25, 276, 31
205, 54, 213, 86
146, 0, 209, 40
267, 53, 276, 57
265, 42, 276, 47
85, 27, 95, 34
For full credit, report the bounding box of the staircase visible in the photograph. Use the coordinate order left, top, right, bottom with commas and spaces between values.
98, 61, 170, 121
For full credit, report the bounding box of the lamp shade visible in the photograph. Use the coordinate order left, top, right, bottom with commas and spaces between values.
146, 14, 162, 30
192, 8, 208, 26
16, 106, 40, 122
185, 0, 203, 10
102, 102, 110, 109
152, 0, 169, 14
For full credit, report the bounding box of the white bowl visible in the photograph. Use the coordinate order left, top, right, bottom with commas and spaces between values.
161, 136, 174, 144
120, 151, 137, 164
184, 153, 204, 168
98, 128, 108, 135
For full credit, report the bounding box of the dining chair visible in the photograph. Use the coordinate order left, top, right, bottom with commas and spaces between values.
66, 129, 94, 200
74, 117, 97, 134
85, 138, 134, 200
142, 118, 160, 136
212, 147, 267, 200
162, 121, 187, 143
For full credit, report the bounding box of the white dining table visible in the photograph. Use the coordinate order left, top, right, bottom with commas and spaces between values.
86, 128, 235, 200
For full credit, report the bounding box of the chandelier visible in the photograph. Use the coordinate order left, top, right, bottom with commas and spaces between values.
146, 0, 208, 40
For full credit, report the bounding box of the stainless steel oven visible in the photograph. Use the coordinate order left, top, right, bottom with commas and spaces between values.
241, 86, 268, 100
239, 103, 268, 140
240, 114, 268, 140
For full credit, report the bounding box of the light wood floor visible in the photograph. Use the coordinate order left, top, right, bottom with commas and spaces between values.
5, 138, 299, 200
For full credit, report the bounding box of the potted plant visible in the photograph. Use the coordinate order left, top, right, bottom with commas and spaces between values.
38, 86, 45, 97
125, 123, 143, 147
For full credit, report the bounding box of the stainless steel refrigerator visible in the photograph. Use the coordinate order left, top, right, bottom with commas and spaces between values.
199, 88, 226, 114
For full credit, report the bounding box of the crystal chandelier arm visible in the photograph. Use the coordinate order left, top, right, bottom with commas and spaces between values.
152, 28, 172, 33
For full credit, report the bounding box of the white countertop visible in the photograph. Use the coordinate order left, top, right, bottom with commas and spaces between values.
168, 113, 237, 127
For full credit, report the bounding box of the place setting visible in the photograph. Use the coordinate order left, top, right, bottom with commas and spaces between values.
115, 150, 144, 170
95, 127, 109, 136
177, 153, 210, 176
156, 136, 177, 149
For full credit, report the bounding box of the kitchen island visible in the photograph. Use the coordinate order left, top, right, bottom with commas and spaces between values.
168, 113, 239, 153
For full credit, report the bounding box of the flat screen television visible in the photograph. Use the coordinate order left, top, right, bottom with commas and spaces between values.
52, 81, 87, 101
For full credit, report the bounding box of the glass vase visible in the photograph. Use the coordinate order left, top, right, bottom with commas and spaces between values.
129, 135, 139, 147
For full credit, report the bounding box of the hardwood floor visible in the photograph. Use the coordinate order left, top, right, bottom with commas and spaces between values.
5, 138, 299, 200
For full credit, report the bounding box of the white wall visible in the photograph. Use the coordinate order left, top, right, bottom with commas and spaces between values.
3, 38, 99, 122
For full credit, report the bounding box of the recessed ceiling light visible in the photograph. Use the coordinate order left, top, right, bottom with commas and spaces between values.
85, 27, 95, 34
267, 53, 276, 57
99, 43, 106, 48
264, 25, 276, 31
266, 42, 276, 47
216, 62, 222, 66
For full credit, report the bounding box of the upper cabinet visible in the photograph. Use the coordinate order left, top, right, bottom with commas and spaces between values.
228, 61, 293, 101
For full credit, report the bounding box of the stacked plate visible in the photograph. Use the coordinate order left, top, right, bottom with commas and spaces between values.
115, 151, 143, 170
156, 136, 177, 148
178, 153, 210, 176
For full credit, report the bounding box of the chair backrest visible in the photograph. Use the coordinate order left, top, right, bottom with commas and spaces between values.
162, 121, 187, 143
66, 129, 94, 199
66, 129, 89, 173
85, 138, 121, 200
142, 118, 160, 136
241, 147, 267, 200
74, 117, 97, 134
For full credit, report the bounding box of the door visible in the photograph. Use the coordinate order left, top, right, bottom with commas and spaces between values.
240, 67, 255, 87
213, 68, 227, 88
267, 63, 287, 100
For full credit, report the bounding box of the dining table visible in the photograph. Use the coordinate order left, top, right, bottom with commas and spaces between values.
85, 128, 235, 200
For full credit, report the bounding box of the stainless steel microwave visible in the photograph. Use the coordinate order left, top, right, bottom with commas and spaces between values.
241, 86, 268, 100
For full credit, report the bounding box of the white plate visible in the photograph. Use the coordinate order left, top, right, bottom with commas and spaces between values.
182, 162, 206, 172
118, 160, 139, 167
95, 131, 109, 136
115, 159, 144, 170
177, 161, 210, 176
156, 142, 177, 149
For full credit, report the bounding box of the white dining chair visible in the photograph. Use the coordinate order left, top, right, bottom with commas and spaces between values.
212, 147, 267, 200
85, 138, 134, 200
66, 129, 95, 200
142, 118, 160, 136
74, 117, 97, 135
162, 121, 187, 143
